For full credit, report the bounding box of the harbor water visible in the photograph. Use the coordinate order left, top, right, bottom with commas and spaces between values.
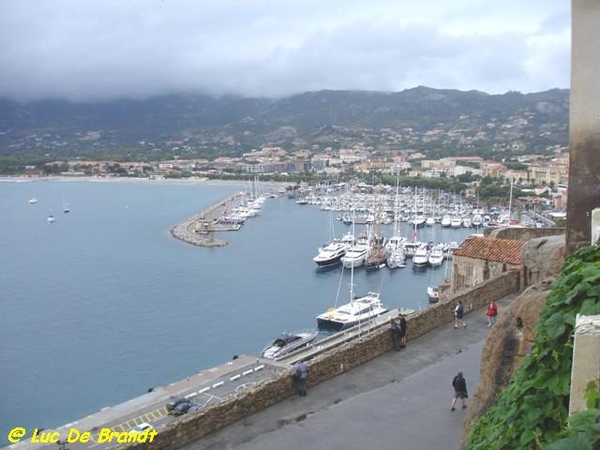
0, 179, 473, 443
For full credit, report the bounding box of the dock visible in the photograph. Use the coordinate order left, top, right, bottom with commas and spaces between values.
170, 192, 246, 247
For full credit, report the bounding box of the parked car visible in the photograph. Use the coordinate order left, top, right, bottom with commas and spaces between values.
166, 397, 188, 411
130, 422, 154, 434
170, 400, 195, 416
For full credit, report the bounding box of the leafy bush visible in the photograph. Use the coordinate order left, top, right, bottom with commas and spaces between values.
467, 245, 600, 449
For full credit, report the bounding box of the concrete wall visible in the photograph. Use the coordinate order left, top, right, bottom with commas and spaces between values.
567, 0, 600, 255
122, 271, 521, 450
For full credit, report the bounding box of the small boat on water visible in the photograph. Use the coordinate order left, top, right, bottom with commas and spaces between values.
427, 285, 440, 303
29, 198, 38, 204
47, 215, 55, 223
260, 330, 319, 360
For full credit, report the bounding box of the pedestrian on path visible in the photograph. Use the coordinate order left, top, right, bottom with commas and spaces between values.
390, 318, 401, 351
398, 313, 407, 348
454, 300, 466, 329
294, 361, 308, 396
486, 300, 498, 327
450, 371, 468, 411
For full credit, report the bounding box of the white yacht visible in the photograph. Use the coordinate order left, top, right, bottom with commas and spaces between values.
260, 330, 319, 360
29, 198, 38, 204
412, 245, 430, 268
386, 249, 406, 269
341, 244, 369, 269
440, 215, 451, 227
385, 233, 405, 252
47, 215, 55, 223
316, 292, 388, 331
462, 217, 472, 228
450, 216, 462, 228
313, 242, 347, 267
428, 244, 445, 267
402, 241, 421, 258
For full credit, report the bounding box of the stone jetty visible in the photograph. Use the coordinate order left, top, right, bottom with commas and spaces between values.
170, 192, 245, 247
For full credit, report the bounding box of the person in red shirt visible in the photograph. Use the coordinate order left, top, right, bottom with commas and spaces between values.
486, 300, 498, 327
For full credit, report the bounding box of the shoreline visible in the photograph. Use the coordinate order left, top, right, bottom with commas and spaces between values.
0, 175, 291, 188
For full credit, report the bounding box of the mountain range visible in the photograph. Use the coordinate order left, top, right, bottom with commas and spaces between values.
0, 86, 569, 161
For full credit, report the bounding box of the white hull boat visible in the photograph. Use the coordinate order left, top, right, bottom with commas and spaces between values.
316, 292, 388, 331
260, 330, 319, 360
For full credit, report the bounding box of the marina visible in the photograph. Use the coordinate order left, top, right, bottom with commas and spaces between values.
1, 178, 475, 445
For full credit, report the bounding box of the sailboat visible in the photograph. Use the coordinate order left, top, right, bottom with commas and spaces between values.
386, 175, 407, 269
63, 196, 70, 213
317, 219, 388, 331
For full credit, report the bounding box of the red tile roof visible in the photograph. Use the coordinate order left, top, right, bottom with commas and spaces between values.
453, 237, 524, 265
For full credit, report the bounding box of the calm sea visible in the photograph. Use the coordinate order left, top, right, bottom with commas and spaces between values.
0, 179, 472, 443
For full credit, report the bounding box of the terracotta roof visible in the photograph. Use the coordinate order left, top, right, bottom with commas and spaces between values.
453, 237, 524, 265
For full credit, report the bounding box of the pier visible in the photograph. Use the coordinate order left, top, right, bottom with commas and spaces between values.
170, 192, 246, 247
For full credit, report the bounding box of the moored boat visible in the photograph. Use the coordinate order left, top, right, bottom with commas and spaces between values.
260, 330, 318, 360
316, 292, 388, 331
313, 242, 347, 267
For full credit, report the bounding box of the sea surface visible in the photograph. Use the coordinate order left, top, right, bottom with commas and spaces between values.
0, 179, 473, 443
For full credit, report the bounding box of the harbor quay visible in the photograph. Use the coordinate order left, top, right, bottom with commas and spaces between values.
170, 192, 246, 247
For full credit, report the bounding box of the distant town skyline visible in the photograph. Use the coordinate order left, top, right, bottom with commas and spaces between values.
0, 0, 570, 103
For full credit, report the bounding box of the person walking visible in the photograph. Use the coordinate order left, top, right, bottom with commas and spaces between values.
486, 300, 498, 327
294, 361, 308, 396
390, 318, 401, 351
454, 300, 466, 329
398, 313, 407, 348
450, 371, 468, 411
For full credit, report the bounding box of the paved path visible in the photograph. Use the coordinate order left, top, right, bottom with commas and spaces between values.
183, 294, 516, 450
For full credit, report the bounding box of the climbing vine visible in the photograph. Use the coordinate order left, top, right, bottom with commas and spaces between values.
467, 244, 600, 450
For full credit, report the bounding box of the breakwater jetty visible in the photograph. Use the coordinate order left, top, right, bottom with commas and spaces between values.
170, 192, 245, 247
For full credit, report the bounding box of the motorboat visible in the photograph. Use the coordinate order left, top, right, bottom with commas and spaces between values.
450, 216, 463, 228
440, 215, 451, 227
316, 292, 388, 331
386, 249, 406, 269
47, 215, 55, 223
341, 244, 369, 268
260, 330, 319, 360
29, 198, 38, 204
385, 235, 406, 254
428, 244, 445, 267
427, 286, 440, 303
412, 246, 430, 268
313, 242, 347, 267
402, 241, 421, 258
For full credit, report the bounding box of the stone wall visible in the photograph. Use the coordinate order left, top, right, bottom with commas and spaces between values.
451, 256, 521, 293
485, 227, 564, 241
122, 270, 521, 450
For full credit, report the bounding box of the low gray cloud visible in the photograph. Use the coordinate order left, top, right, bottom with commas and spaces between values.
0, 0, 570, 103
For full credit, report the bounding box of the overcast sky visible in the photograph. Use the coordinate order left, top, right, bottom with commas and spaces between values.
0, 0, 570, 103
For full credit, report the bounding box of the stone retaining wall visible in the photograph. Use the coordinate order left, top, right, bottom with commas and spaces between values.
124, 270, 521, 449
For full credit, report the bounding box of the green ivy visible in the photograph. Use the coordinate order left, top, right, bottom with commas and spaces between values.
467, 245, 600, 450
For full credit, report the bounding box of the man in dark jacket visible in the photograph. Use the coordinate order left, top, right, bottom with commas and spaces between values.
450, 371, 468, 411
